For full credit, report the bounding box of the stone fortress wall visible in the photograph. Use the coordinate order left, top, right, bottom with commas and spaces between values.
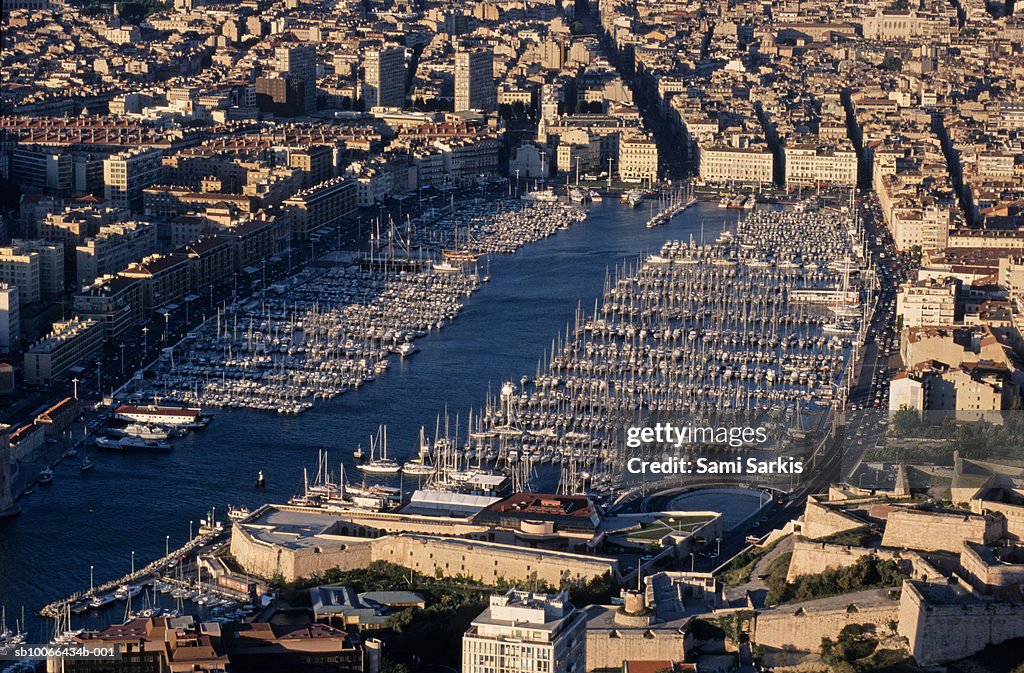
971, 491, 1024, 540
897, 580, 1024, 666
785, 540, 942, 583
231, 521, 616, 585
881, 508, 1006, 552
800, 495, 870, 540
751, 591, 900, 652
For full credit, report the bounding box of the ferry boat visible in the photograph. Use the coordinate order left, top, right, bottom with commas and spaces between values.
569, 188, 589, 203
743, 195, 757, 210
588, 190, 603, 202
395, 341, 417, 359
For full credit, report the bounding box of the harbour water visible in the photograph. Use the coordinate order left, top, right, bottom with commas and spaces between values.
0, 199, 737, 639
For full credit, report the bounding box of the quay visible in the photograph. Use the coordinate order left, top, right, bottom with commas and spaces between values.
39, 527, 224, 621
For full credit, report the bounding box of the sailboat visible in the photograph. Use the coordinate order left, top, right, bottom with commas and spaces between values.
402, 427, 434, 476
80, 430, 94, 472
358, 426, 400, 474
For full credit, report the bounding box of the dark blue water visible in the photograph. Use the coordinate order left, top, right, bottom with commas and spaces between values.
0, 200, 733, 638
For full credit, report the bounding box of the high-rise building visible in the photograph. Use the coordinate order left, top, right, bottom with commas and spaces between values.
0, 245, 40, 304
272, 45, 317, 114
103, 148, 163, 211
363, 46, 406, 109
0, 425, 16, 518
0, 284, 19, 352
462, 589, 585, 673
455, 48, 496, 113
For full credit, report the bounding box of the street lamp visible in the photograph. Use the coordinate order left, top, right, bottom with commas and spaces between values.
119, 343, 126, 374
189, 520, 193, 539
90, 564, 94, 593
71, 377, 80, 400
163, 312, 171, 342
131, 550, 135, 575
166, 535, 170, 557
142, 326, 149, 353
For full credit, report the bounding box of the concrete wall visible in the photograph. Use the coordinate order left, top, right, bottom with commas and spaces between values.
752, 595, 900, 652
881, 508, 1006, 553
898, 581, 1024, 665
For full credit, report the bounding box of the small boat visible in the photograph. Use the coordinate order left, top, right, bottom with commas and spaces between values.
353, 445, 365, 460
395, 341, 417, 359
37, 467, 54, 484
227, 505, 250, 521
80, 455, 94, 472
89, 594, 116, 609
255, 470, 265, 488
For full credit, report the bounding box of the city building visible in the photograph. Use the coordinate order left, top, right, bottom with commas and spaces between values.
0, 240, 62, 303
75, 222, 157, 288
283, 177, 357, 239
455, 49, 496, 113
23, 317, 104, 387
783, 142, 858, 187
698, 141, 774, 186
0, 284, 20, 352
271, 44, 317, 114
618, 133, 658, 184
897, 277, 959, 328
103, 149, 163, 211
461, 589, 586, 673
363, 46, 406, 109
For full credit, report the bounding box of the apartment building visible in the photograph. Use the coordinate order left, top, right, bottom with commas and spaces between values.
104, 148, 163, 210
783, 142, 858, 187
618, 133, 659, 184
0, 284, 19, 352
24, 317, 105, 387
897, 277, 959, 328
462, 590, 586, 673
76, 222, 157, 288
364, 46, 406, 109
698, 141, 774, 185
283, 177, 357, 239
455, 49, 496, 113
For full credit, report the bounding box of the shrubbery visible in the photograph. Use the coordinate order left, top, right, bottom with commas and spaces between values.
766, 556, 905, 606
